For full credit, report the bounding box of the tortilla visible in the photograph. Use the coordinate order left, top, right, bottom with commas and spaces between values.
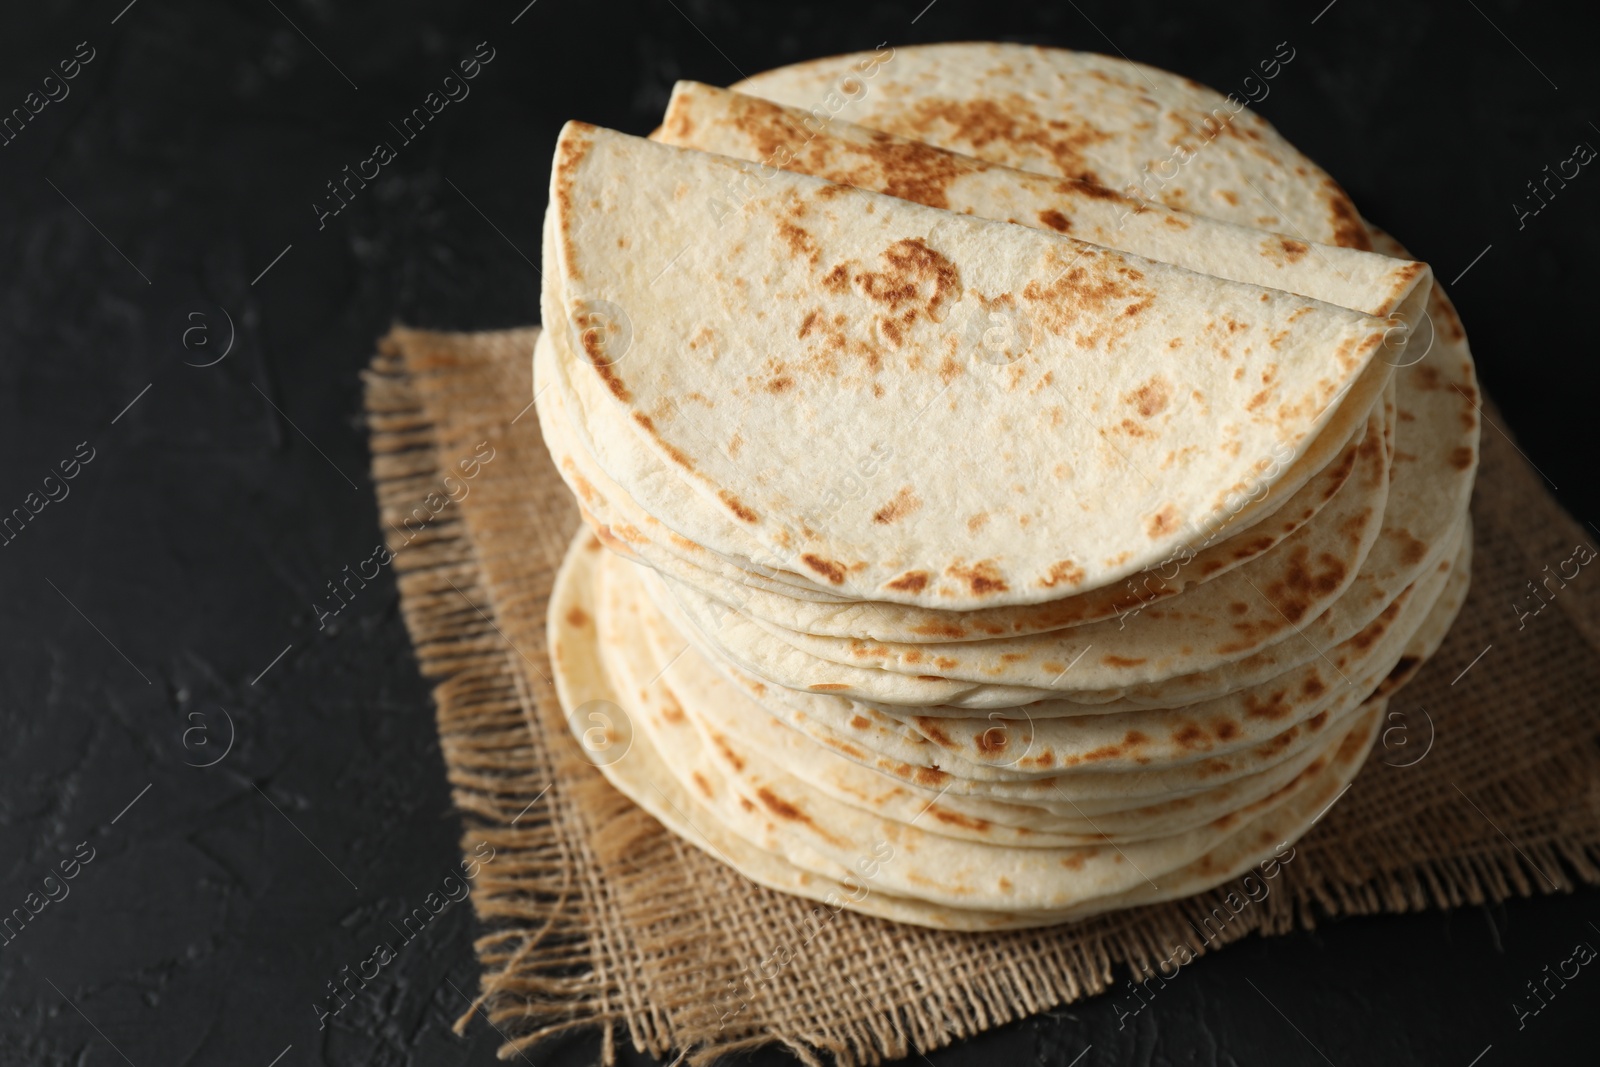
545, 121, 1395, 609
659, 82, 1430, 322
731, 43, 1373, 250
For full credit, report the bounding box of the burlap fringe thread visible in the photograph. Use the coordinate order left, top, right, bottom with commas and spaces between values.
363, 327, 1600, 1066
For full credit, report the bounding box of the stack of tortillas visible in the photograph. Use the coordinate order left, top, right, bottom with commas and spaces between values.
539, 44, 1480, 930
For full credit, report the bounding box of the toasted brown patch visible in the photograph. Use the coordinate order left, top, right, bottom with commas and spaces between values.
946, 560, 1009, 596
886, 570, 929, 593
802, 554, 846, 583
630, 412, 696, 471
873, 485, 922, 524
1146, 504, 1180, 539
1040, 559, 1085, 590
1390, 529, 1429, 566
1126, 375, 1172, 417
852, 237, 963, 342
893, 95, 1112, 182
574, 306, 630, 401
1038, 208, 1072, 232
931, 807, 992, 831
777, 219, 820, 265
718, 489, 758, 523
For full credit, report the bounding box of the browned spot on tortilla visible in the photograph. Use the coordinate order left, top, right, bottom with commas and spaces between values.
717, 489, 758, 523
887, 570, 929, 593
913, 766, 950, 787
1173, 724, 1209, 750
930, 807, 991, 831
1038, 208, 1072, 232
1280, 238, 1309, 262
1103, 654, 1147, 668
1213, 719, 1242, 741
659, 693, 686, 725
564, 606, 589, 628
552, 123, 595, 280
1390, 529, 1428, 566
707, 731, 744, 771
852, 238, 962, 340
975, 725, 1011, 754
1241, 687, 1292, 723
912, 717, 954, 747
1124, 730, 1150, 746
575, 309, 630, 401
1219, 190, 1239, 206
629, 412, 696, 472
848, 714, 872, 731
1020, 256, 1157, 347
870, 486, 922, 526
690, 772, 713, 798
802, 554, 846, 583
1146, 504, 1180, 539
776, 217, 821, 266
766, 375, 794, 394
1060, 853, 1087, 870
889, 95, 1112, 182
1126, 376, 1172, 417
1450, 445, 1474, 470
946, 560, 1009, 596
1037, 560, 1086, 592
1077, 743, 1125, 764
809, 682, 851, 691
1245, 385, 1276, 413
752, 793, 796, 819
798, 309, 821, 338
755, 787, 844, 845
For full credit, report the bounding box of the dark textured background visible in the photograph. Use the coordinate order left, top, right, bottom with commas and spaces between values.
2, 1, 1597, 1064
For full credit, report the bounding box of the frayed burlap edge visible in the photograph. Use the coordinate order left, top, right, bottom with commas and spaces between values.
364, 326, 1600, 1066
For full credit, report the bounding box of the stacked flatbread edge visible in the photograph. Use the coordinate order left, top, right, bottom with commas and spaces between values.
540, 44, 1480, 930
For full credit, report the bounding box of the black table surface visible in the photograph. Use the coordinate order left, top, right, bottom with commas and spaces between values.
3, 1, 1598, 1064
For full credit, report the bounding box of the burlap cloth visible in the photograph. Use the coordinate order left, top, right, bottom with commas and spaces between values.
364, 325, 1600, 1066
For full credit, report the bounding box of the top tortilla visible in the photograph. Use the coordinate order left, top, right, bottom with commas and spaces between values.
545, 122, 1393, 609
